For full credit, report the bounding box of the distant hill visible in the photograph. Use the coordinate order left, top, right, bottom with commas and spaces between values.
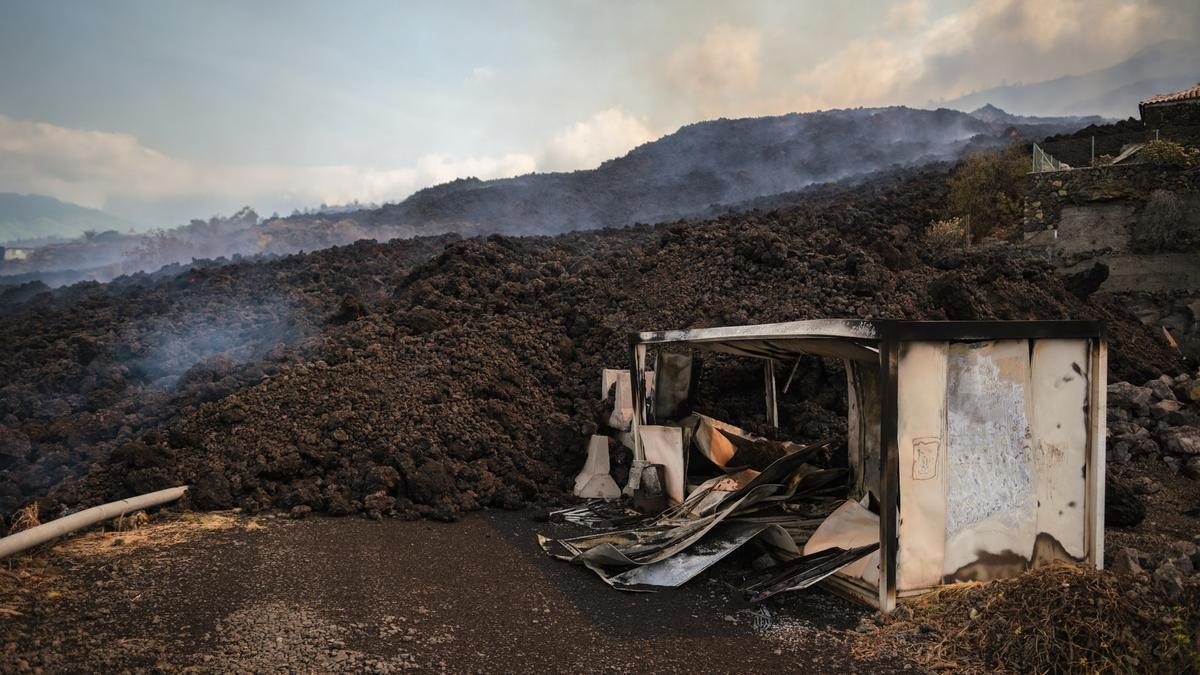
5, 104, 1097, 286
966, 103, 1106, 128
0, 193, 135, 244
319, 105, 1096, 237
945, 40, 1200, 119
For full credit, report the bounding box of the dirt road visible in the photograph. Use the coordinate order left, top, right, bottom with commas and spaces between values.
1, 510, 915, 672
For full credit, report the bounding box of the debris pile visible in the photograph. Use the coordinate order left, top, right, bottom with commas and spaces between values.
541, 438, 874, 597
0, 167, 1183, 527
857, 562, 1199, 673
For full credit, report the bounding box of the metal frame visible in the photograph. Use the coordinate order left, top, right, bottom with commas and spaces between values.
627, 320, 1107, 612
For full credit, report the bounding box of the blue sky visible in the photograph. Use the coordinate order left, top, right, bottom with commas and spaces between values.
1, 0, 1196, 226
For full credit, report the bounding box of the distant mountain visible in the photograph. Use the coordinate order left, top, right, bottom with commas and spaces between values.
0, 193, 135, 244
325, 105, 1093, 237
6, 105, 1095, 286
945, 40, 1200, 119
967, 103, 1106, 128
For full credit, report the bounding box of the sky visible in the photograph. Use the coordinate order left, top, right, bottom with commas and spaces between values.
1, 0, 1198, 227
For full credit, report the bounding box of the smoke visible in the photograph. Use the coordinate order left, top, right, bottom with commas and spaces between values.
541, 109, 657, 171
128, 297, 301, 390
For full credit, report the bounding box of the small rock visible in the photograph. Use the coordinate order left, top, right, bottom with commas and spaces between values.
1108, 382, 1153, 414
1185, 456, 1200, 481
1109, 547, 1145, 576
1166, 540, 1200, 569
1109, 441, 1132, 464
1146, 378, 1177, 402
1132, 476, 1161, 495
1153, 561, 1186, 604
1151, 400, 1183, 420
290, 505, 313, 519
1164, 456, 1183, 475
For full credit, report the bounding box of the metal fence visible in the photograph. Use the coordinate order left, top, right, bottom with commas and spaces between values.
1031, 143, 1068, 172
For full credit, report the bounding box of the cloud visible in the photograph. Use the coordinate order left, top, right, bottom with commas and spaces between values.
790, 0, 1179, 110
541, 108, 657, 171
0, 114, 536, 222
468, 66, 495, 83
887, 0, 930, 30
664, 24, 761, 114
0, 107, 660, 223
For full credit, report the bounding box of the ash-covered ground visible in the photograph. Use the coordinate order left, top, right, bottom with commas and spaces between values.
0, 167, 1181, 527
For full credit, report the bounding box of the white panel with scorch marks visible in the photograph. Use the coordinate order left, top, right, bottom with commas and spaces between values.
943, 340, 1036, 578
896, 341, 948, 590
1030, 339, 1089, 559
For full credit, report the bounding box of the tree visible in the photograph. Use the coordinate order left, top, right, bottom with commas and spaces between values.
945, 144, 1028, 239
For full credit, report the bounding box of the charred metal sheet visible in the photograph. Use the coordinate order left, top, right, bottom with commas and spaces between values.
846, 360, 881, 502
606, 521, 783, 591
540, 440, 843, 591
652, 351, 694, 421
549, 501, 647, 530
633, 319, 880, 346
742, 543, 880, 603
803, 498, 880, 585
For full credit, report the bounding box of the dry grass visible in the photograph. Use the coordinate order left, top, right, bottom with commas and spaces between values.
923, 217, 967, 250
51, 511, 264, 558
855, 562, 1199, 673
9, 502, 40, 534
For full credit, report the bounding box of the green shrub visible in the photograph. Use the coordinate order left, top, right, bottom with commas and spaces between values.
946, 144, 1027, 239
1141, 139, 1199, 167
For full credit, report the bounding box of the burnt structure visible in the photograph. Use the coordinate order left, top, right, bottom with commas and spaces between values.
626, 319, 1107, 612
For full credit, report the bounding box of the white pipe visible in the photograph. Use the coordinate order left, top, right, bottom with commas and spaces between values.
0, 486, 189, 559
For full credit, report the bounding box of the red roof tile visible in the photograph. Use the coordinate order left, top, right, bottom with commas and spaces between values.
1141, 84, 1200, 106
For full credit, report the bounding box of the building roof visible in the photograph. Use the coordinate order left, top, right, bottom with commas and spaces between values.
1141, 84, 1200, 106
630, 320, 1104, 364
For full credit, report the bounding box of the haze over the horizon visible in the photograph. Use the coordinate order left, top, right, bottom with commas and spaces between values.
2, 0, 1198, 227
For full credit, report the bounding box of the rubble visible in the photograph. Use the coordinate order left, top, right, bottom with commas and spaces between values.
0, 167, 1186, 529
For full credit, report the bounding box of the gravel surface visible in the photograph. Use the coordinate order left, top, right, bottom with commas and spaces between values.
0, 510, 917, 673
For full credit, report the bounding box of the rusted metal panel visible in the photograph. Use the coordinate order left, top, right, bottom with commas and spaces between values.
1030, 339, 1090, 560
896, 341, 949, 590
943, 339, 1037, 582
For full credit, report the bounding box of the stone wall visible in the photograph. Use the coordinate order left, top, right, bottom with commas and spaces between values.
1024, 163, 1200, 237
1141, 100, 1200, 129
1023, 162, 1200, 360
